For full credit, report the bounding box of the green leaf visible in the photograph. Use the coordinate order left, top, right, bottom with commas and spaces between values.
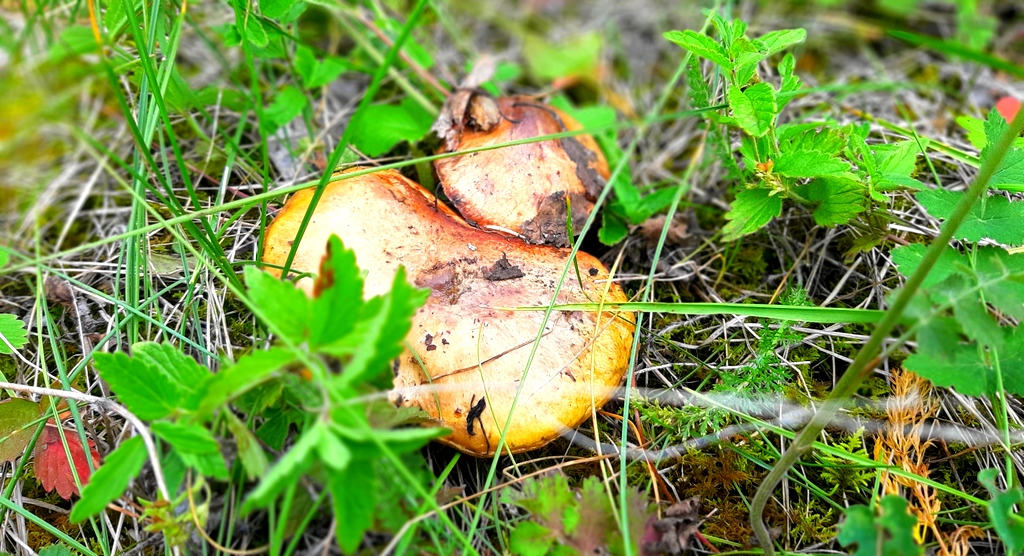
979, 468, 1024, 554
973, 249, 1024, 320
331, 423, 447, 459
347, 98, 433, 157
244, 265, 312, 343
759, 28, 806, 56
179, 450, 229, 480
197, 347, 296, 415
237, 15, 269, 48
916, 189, 1024, 246
242, 423, 323, 514
509, 521, 556, 556
260, 0, 295, 19
524, 32, 603, 81
958, 115, 1024, 151
663, 30, 733, 69
777, 53, 801, 108
890, 244, 964, 288
151, 421, 220, 454
0, 313, 28, 354
598, 211, 629, 246
309, 236, 365, 348
225, 412, 268, 481
94, 352, 182, 421
773, 149, 852, 178
132, 342, 210, 404
722, 189, 783, 241
38, 545, 75, 556
903, 327, 1024, 397
802, 176, 866, 226
982, 109, 1024, 192
328, 462, 377, 554
332, 267, 428, 389
874, 140, 921, 177
295, 45, 349, 89
316, 429, 352, 471
261, 86, 307, 135
837, 495, 922, 556
70, 436, 147, 522
728, 83, 776, 137
0, 399, 42, 463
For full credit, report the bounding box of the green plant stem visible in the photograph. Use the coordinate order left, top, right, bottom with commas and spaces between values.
749, 106, 1024, 554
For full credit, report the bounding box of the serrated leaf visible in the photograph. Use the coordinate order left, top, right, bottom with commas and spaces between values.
874, 140, 922, 177
728, 83, 776, 137
777, 53, 801, 108
759, 28, 806, 56
295, 45, 349, 89
179, 450, 229, 480
260, 0, 294, 19
244, 265, 313, 343
905, 327, 1024, 397
923, 189, 1024, 246
151, 421, 220, 454
929, 274, 1003, 350
974, 249, 1024, 320
94, 352, 182, 420
0, 313, 29, 354
132, 342, 210, 404
261, 86, 307, 135
197, 347, 296, 415
0, 399, 42, 463
663, 30, 732, 69
838, 496, 922, 556
890, 244, 965, 287
773, 149, 852, 178
347, 98, 433, 157
243, 423, 323, 514
722, 188, 783, 240
38, 545, 75, 556
331, 267, 428, 389
34, 425, 101, 500
70, 436, 146, 522
979, 468, 1024, 554
327, 462, 376, 554
309, 236, 365, 348
982, 109, 1024, 192
509, 520, 556, 556
802, 176, 866, 226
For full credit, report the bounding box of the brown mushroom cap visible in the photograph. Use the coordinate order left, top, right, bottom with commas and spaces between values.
434, 96, 612, 247
261, 170, 634, 456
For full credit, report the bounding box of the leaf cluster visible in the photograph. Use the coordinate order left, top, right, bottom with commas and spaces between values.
665, 15, 932, 240
502, 474, 653, 556
74, 236, 440, 553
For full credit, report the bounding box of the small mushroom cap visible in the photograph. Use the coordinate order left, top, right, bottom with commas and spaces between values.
262, 169, 634, 456
434, 96, 611, 247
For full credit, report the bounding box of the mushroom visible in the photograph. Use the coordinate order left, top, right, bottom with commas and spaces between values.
433, 95, 611, 247
261, 169, 634, 456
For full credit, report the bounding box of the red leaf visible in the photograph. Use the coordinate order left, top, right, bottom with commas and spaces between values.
996, 97, 1021, 122
33, 424, 101, 500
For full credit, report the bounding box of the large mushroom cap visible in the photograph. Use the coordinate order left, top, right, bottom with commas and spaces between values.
434, 95, 611, 247
261, 170, 634, 456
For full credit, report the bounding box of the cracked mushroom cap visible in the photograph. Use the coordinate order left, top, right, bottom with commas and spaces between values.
433, 95, 611, 247
261, 169, 634, 456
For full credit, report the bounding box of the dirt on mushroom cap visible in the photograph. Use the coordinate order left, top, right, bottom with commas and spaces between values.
434, 95, 611, 247
261, 169, 634, 456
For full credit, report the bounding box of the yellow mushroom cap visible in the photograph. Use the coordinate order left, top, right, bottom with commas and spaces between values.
261, 169, 634, 456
